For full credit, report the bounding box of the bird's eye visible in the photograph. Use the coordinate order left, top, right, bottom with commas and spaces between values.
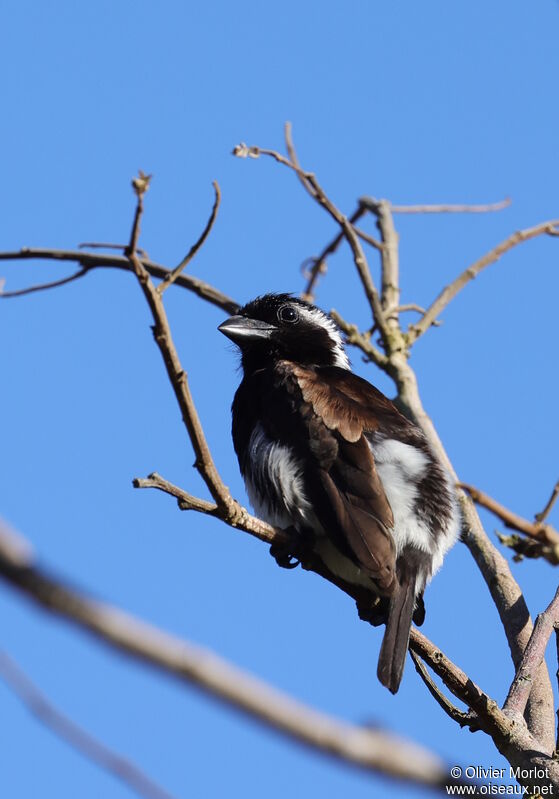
278, 305, 299, 324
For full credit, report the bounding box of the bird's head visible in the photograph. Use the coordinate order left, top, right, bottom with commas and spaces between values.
218, 293, 349, 372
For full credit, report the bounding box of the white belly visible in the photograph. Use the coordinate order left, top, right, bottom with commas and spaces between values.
244, 424, 317, 530
371, 437, 459, 584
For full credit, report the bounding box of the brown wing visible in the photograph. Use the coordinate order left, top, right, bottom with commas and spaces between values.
290, 362, 409, 440
277, 361, 398, 594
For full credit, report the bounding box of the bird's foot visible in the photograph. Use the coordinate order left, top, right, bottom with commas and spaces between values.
270, 543, 300, 569
269, 527, 313, 570
356, 596, 387, 627
413, 593, 425, 626
270, 527, 301, 569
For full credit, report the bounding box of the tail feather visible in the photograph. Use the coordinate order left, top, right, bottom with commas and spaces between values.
377, 568, 416, 693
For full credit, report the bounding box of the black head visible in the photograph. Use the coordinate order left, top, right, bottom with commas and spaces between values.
218, 293, 349, 373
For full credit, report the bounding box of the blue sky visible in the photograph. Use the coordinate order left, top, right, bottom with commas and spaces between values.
1, 2, 558, 797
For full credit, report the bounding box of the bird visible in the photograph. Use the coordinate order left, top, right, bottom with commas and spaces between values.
218, 293, 459, 693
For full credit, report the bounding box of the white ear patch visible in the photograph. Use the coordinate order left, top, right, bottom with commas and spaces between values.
300, 306, 350, 370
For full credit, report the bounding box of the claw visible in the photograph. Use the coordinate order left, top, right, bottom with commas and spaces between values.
356, 596, 387, 627
270, 542, 300, 569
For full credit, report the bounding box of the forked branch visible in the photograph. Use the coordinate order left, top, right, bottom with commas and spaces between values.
503, 586, 559, 721
122, 175, 239, 517
158, 180, 221, 294
233, 132, 392, 347
0, 247, 238, 313
459, 482, 559, 565
407, 219, 559, 343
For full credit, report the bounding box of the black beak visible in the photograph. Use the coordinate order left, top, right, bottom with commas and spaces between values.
218, 315, 276, 343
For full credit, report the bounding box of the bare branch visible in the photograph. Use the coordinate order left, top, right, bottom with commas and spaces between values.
0, 522, 460, 790
0, 267, 89, 298
329, 309, 388, 368
0, 248, 239, 314
388, 304, 442, 326
359, 198, 400, 327
284, 121, 316, 197
123, 181, 237, 516
233, 137, 392, 345
127, 171, 152, 257
458, 482, 559, 564
300, 204, 366, 302
503, 586, 559, 720
408, 628, 510, 741
458, 498, 556, 752
407, 219, 559, 343
390, 198, 511, 214
353, 224, 383, 252
391, 303, 427, 315
134, 472, 219, 515
133, 472, 286, 547
409, 627, 559, 793
536, 480, 559, 525
409, 650, 477, 729
157, 181, 221, 294
0, 652, 177, 799
79, 242, 149, 258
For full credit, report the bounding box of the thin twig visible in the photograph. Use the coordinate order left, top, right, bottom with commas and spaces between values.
387, 304, 442, 326
536, 480, 559, 524
389, 198, 511, 214
458, 483, 559, 551
284, 123, 385, 276
157, 181, 221, 294
233, 136, 391, 345
363, 198, 400, 326
0, 522, 461, 790
503, 586, 559, 720
0, 268, 89, 298
329, 310, 388, 368
0, 652, 177, 799
392, 303, 427, 315
79, 242, 149, 258
285, 121, 316, 197
409, 650, 477, 729
408, 628, 510, 742
300, 204, 366, 302
407, 219, 559, 343
127, 171, 152, 257
353, 224, 383, 252
123, 177, 236, 516
133, 472, 286, 546
0, 248, 239, 313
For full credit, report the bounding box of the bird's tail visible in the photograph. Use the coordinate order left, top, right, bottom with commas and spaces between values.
377, 565, 416, 694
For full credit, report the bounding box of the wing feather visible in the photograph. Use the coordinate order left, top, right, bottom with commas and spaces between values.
277, 361, 398, 594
